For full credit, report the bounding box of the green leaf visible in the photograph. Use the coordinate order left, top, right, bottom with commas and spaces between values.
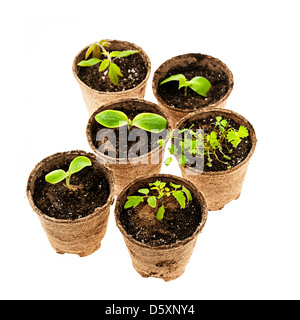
160, 74, 186, 86
156, 205, 165, 221
189, 76, 212, 97
99, 59, 110, 72
68, 156, 92, 175
85, 44, 96, 60
158, 139, 166, 147
95, 110, 129, 128
132, 113, 167, 133
164, 157, 173, 166
45, 169, 68, 185
216, 116, 222, 122
147, 196, 157, 208
124, 196, 144, 209
108, 63, 123, 85
111, 50, 139, 58
238, 126, 249, 138
221, 119, 228, 127
138, 188, 149, 195
182, 186, 192, 202
226, 130, 238, 142
223, 154, 232, 161
173, 191, 186, 209
99, 40, 111, 47
170, 182, 181, 189
77, 58, 101, 67
92, 44, 101, 59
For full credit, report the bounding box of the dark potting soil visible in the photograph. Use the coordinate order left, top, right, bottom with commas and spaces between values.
120, 187, 202, 246
33, 165, 110, 220
157, 65, 229, 110
77, 52, 147, 92
182, 115, 252, 172
91, 107, 167, 158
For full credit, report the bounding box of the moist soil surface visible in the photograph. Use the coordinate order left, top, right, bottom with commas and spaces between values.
77, 52, 147, 92
120, 186, 202, 246
181, 115, 252, 172
33, 165, 110, 220
157, 65, 229, 110
91, 107, 167, 158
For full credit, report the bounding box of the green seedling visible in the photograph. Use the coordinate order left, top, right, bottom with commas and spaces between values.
160, 74, 211, 97
45, 156, 92, 190
78, 40, 139, 86
162, 116, 249, 170
95, 110, 167, 133
124, 180, 192, 221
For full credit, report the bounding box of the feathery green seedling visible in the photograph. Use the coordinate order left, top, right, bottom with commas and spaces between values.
45, 156, 92, 190
95, 110, 167, 133
78, 40, 139, 86
162, 116, 249, 169
124, 180, 192, 220
160, 74, 211, 97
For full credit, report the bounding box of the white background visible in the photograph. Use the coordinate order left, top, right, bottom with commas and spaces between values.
1, 0, 299, 300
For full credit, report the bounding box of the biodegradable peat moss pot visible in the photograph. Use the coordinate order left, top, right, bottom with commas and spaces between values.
115, 174, 208, 281
174, 108, 257, 211
26, 150, 114, 257
86, 98, 171, 195
73, 39, 151, 115
153, 53, 234, 127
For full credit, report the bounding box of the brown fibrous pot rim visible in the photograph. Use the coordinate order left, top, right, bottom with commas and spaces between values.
115, 174, 208, 251
175, 107, 257, 176
152, 53, 234, 113
72, 39, 151, 95
26, 150, 115, 224
86, 98, 172, 162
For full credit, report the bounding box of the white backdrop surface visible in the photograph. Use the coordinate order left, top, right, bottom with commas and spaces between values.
1, 0, 299, 300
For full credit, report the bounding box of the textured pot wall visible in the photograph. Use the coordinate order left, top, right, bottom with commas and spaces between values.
73, 40, 151, 115
115, 174, 208, 281
26, 151, 115, 257
152, 53, 234, 127
176, 108, 257, 211
86, 98, 171, 195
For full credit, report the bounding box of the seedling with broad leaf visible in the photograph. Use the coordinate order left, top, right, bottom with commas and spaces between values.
124, 180, 193, 220
161, 116, 249, 169
160, 74, 211, 97
95, 110, 167, 133
78, 40, 139, 86
45, 156, 92, 190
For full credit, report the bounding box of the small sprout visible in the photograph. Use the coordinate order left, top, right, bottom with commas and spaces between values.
78, 40, 139, 86
95, 110, 167, 133
160, 74, 211, 97
124, 180, 193, 220
45, 156, 92, 190
160, 116, 249, 170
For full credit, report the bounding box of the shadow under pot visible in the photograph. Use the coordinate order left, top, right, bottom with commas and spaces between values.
26, 150, 114, 257
115, 174, 208, 282
173, 108, 257, 211
152, 53, 234, 127
86, 98, 171, 195
73, 39, 151, 115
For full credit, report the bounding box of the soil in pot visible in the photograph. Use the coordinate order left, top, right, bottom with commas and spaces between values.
158, 64, 229, 110
90, 106, 167, 159
27, 151, 114, 257
174, 108, 257, 211
120, 188, 202, 246
78, 53, 147, 93
115, 174, 208, 281
182, 115, 252, 172
87, 99, 170, 195
33, 162, 110, 220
